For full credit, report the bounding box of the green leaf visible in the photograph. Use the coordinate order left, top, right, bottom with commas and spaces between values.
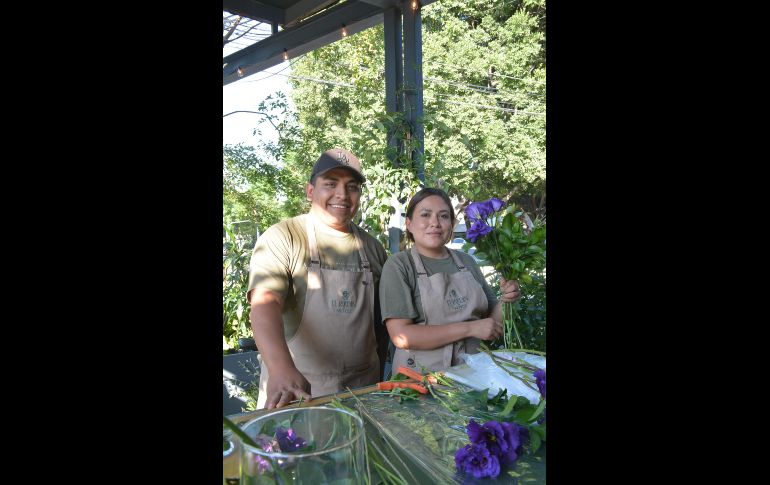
467, 389, 490, 408
500, 395, 518, 417
296, 458, 328, 483
502, 213, 515, 231
529, 428, 542, 453
527, 398, 547, 423
529, 424, 546, 441
489, 387, 507, 405
223, 415, 259, 448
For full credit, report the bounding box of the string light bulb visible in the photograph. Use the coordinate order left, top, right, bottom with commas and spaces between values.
341, 24, 348, 38
237, 67, 244, 78
283, 49, 288, 61
412, 1, 419, 10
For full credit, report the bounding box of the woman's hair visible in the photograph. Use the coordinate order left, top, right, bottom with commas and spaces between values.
404, 187, 456, 243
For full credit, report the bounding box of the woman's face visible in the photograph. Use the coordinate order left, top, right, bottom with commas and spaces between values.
406, 195, 454, 256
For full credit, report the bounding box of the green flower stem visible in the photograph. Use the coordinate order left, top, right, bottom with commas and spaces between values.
480, 348, 539, 393
223, 415, 260, 448
504, 301, 524, 349
480, 342, 546, 357
427, 383, 460, 417
273, 462, 294, 484
485, 351, 536, 373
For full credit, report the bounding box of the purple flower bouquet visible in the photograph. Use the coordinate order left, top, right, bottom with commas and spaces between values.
464, 198, 546, 349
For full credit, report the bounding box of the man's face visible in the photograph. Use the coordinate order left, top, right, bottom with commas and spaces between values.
306, 168, 362, 232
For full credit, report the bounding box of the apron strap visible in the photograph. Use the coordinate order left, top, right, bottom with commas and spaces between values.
447, 248, 468, 272
351, 224, 371, 272
305, 217, 321, 268
306, 217, 371, 277
410, 246, 429, 276
411, 247, 468, 275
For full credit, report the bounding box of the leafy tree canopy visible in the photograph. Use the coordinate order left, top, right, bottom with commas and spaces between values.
282, 0, 546, 227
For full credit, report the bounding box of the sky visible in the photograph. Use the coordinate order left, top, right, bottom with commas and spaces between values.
222, 62, 292, 151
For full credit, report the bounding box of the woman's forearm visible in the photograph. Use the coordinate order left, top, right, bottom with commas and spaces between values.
386, 318, 472, 350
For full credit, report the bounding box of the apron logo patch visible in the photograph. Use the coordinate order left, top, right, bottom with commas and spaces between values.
332, 289, 356, 313
446, 288, 468, 311
337, 151, 350, 166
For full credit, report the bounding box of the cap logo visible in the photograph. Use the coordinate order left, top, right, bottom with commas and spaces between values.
337, 151, 350, 166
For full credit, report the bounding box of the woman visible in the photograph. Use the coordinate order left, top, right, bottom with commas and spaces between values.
379, 187, 522, 373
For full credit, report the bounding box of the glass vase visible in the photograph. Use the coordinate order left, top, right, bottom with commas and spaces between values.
223, 428, 240, 484
240, 406, 368, 484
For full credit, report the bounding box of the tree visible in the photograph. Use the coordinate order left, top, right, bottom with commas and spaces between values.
279, 0, 546, 223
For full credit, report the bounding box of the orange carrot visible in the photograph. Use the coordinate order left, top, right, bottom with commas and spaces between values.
376, 381, 428, 394
396, 366, 438, 384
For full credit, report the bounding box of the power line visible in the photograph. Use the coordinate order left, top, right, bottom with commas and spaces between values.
426, 58, 546, 85
290, 59, 543, 102
424, 76, 544, 102
246, 58, 299, 83
425, 91, 543, 115
247, 70, 355, 88
231, 67, 544, 117
424, 95, 545, 116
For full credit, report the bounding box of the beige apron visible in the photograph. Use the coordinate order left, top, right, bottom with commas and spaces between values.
257, 218, 379, 408
392, 247, 489, 373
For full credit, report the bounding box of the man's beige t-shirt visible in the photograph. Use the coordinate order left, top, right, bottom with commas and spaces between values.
247, 213, 388, 339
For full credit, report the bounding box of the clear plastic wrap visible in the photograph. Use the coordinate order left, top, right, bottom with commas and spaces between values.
351, 385, 545, 484
451, 351, 546, 402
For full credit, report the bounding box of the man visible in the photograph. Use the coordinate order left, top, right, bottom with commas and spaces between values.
247, 148, 389, 409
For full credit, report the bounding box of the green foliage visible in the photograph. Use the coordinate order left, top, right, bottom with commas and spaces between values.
223, 91, 310, 227
222, 0, 548, 343
467, 201, 546, 351
420, 0, 546, 206
223, 358, 261, 412
468, 207, 545, 282
488, 269, 545, 352
275, 0, 546, 238
223, 224, 253, 349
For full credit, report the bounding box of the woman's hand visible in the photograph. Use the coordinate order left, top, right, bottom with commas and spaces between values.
499, 277, 521, 303
469, 317, 503, 341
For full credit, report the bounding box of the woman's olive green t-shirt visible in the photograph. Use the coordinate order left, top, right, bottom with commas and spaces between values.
378, 249, 497, 325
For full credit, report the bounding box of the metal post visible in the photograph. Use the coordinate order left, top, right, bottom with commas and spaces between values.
384, 8, 403, 135
384, 7, 404, 254
402, 2, 424, 184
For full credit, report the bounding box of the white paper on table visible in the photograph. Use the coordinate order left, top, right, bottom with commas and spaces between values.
444, 351, 545, 401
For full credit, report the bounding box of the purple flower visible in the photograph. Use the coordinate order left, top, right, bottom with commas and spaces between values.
253, 455, 272, 474
465, 219, 493, 242
499, 422, 522, 465
275, 426, 307, 452
467, 420, 507, 457
254, 435, 275, 452
467, 419, 524, 466
534, 368, 546, 399
465, 198, 505, 222
455, 443, 501, 479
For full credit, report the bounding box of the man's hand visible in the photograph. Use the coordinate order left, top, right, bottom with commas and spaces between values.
248, 288, 311, 409
265, 366, 312, 409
